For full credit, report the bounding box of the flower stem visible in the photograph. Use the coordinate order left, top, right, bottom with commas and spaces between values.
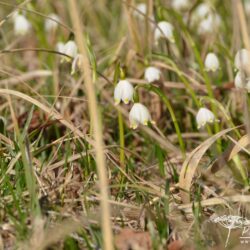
118, 111, 125, 166
145, 84, 186, 156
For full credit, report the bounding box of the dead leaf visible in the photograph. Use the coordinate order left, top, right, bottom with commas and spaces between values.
167, 240, 183, 250
115, 228, 152, 250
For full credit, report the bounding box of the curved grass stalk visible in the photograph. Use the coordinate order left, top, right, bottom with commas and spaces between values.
142, 84, 185, 156
152, 53, 200, 107
118, 111, 125, 165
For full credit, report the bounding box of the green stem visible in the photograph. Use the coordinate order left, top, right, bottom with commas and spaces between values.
145, 84, 186, 156
190, 36, 222, 151
118, 111, 125, 166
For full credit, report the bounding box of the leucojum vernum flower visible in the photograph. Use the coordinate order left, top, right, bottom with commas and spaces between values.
204, 52, 220, 72
114, 78, 153, 129
114, 80, 134, 105
56, 40, 78, 62
144, 66, 161, 83
196, 107, 217, 129
45, 13, 60, 32
154, 21, 175, 44
234, 48, 250, 92
13, 13, 31, 36
129, 103, 154, 129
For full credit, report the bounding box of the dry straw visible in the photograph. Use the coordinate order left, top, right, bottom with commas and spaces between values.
67, 0, 114, 249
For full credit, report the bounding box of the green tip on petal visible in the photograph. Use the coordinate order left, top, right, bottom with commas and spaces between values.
114, 99, 120, 105
124, 99, 129, 104
130, 123, 138, 129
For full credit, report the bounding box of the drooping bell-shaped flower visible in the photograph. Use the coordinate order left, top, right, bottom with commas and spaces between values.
234, 49, 250, 74
56, 40, 78, 61
114, 80, 134, 105
154, 21, 175, 43
144, 66, 161, 83
63, 40, 78, 58
196, 107, 217, 129
234, 71, 250, 92
129, 103, 153, 129
172, 0, 190, 11
13, 14, 31, 35
56, 42, 64, 53
245, 2, 250, 15
45, 13, 60, 32
197, 13, 221, 35
204, 53, 220, 72
194, 3, 211, 19
235, 71, 245, 89
134, 3, 147, 18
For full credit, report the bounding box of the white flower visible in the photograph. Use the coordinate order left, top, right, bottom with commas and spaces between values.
63, 40, 78, 58
235, 71, 245, 89
129, 103, 153, 129
56, 40, 78, 61
204, 53, 220, 72
13, 14, 31, 35
247, 81, 250, 92
56, 42, 64, 53
234, 49, 250, 73
144, 66, 161, 83
234, 71, 250, 92
133, 3, 155, 27
196, 107, 217, 129
197, 13, 221, 35
195, 3, 210, 19
245, 2, 250, 15
172, 0, 190, 11
71, 54, 84, 74
154, 21, 175, 43
134, 3, 147, 18
45, 13, 60, 32
114, 80, 134, 105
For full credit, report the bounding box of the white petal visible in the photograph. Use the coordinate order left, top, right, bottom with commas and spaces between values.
205, 53, 220, 72
56, 42, 65, 53
45, 13, 60, 32
196, 107, 216, 128
71, 54, 84, 74
234, 49, 250, 73
144, 67, 161, 83
14, 14, 31, 35
235, 71, 245, 89
195, 3, 210, 19
114, 83, 123, 105
64, 40, 78, 58
154, 21, 175, 43
129, 103, 151, 129
134, 3, 147, 18
114, 80, 134, 105
246, 80, 250, 92
172, 0, 190, 11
